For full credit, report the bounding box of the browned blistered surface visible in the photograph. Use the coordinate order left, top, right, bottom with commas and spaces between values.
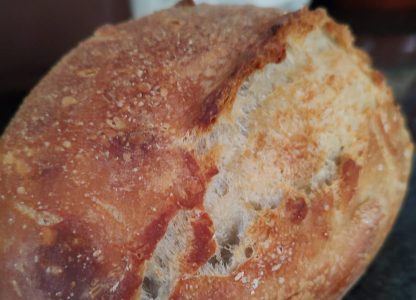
0, 3, 413, 300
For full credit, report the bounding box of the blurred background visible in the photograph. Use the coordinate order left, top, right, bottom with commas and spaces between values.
0, 1, 415, 298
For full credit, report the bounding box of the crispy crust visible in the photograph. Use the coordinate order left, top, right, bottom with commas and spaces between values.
0, 5, 413, 300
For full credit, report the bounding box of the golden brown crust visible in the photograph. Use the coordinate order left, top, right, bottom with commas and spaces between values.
0, 5, 413, 300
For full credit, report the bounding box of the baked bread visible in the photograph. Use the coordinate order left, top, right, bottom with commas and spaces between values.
0, 2, 413, 299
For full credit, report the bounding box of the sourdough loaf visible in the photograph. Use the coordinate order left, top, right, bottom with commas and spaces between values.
0, 2, 413, 299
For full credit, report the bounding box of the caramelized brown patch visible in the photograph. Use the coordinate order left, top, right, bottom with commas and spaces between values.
178, 152, 206, 208
285, 197, 308, 224
197, 22, 286, 130
89, 253, 141, 300
255, 133, 267, 155
40, 227, 58, 246
139, 135, 157, 156
38, 164, 62, 181
34, 220, 100, 299
370, 70, 384, 86
198, 87, 223, 129
205, 165, 219, 179
187, 213, 216, 270
131, 208, 178, 262
129, 151, 216, 273
34, 219, 141, 300
340, 159, 360, 204
107, 135, 133, 160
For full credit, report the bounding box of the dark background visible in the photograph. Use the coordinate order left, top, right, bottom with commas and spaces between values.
0, 1, 415, 299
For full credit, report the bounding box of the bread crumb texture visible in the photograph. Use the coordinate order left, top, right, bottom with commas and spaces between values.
0, 4, 412, 300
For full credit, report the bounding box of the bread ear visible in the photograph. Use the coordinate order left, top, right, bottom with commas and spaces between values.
175, 0, 195, 7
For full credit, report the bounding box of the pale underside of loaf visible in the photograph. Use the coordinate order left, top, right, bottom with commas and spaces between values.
0, 4, 413, 300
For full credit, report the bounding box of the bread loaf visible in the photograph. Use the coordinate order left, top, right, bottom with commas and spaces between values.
0, 2, 413, 299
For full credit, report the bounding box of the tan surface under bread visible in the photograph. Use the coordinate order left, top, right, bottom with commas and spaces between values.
0, 3, 413, 300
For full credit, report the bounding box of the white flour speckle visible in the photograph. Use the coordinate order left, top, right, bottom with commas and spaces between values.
234, 271, 244, 281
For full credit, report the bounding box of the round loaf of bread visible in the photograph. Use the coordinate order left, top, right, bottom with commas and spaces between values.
0, 2, 413, 299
